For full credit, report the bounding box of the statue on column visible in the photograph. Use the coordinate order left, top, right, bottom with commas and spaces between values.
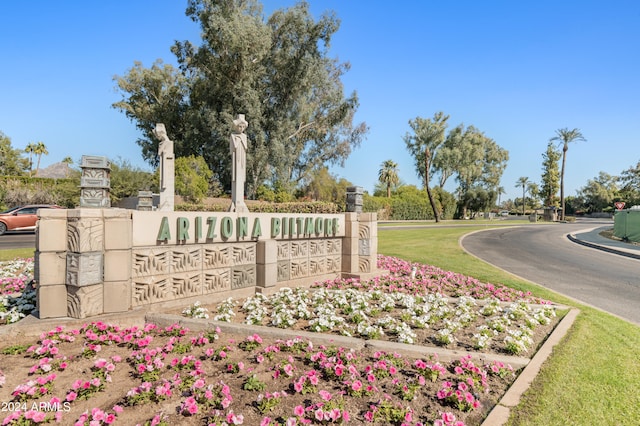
229, 114, 249, 212
153, 123, 175, 211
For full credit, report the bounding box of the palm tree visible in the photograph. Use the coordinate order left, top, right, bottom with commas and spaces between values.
496, 186, 505, 207
404, 112, 450, 222
378, 160, 399, 198
551, 128, 586, 220
516, 176, 529, 216
62, 156, 73, 177
33, 141, 48, 177
24, 142, 36, 176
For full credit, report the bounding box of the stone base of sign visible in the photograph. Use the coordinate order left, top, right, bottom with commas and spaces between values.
35, 209, 381, 320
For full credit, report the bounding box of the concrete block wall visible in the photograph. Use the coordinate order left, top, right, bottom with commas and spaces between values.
35, 209, 379, 319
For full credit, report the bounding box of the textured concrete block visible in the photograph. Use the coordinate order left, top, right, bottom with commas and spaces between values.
257, 262, 277, 288
67, 252, 103, 287
257, 240, 277, 264
35, 251, 67, 286
103, 281, 131, 313
104, 210, 133, 250
104, 250, 132, 282
67, 210, 104, 252
37, 285, 68, 318
341, 254, 359, 274
36, 211, 68, 252
342, 238, 359, 256
344, 220, 359, 238
358, 212, 377, 222
67, 284, 104, 319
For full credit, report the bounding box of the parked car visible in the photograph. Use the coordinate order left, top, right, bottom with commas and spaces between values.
0, 205, 62, 235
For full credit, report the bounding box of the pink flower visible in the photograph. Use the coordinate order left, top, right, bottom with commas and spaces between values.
66, 391, 77, 402
314, 408, 324, 421
351, 380, 363, 391
260, 417, 272, 426
294, 405, 305, 416
319, 390, 332, 401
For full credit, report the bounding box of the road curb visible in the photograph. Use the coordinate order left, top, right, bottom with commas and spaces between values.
481, 307, 580, 425
567, 233, 640, 260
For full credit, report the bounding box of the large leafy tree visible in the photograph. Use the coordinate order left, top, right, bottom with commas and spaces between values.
0, 132, 29, 176
113, 0, 366, 198
540, 141, 561, 207
618, 161, 640, 206
551, 128, 586, 220
448, 126, 509, 218
378, 160, 399, 198
578, 171, 618, 212
516, 176, 530, 215
404, 112, 450, 222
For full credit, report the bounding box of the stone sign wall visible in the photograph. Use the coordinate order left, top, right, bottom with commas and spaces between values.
35, 210, 379, 319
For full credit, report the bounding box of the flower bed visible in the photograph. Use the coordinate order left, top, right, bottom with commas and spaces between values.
0, 256, 563, 425
0, 259, 36, 324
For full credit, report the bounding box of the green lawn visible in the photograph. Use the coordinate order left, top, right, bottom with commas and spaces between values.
380, 226, 640, 425
0, 248, 34, 262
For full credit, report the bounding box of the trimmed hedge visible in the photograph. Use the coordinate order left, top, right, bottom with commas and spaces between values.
176, 201, 341, 214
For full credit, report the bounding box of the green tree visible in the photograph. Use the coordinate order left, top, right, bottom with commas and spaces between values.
578, 171, 618, 212
527, 182, 541, 209
113, 0, 366, 199
62, 156, 74, 178
496, 186, 505, 208
299, 166, 351, 205
450, 126, 509, 218
516, 176, 530, 215
618, 161, 640, 207
551, 128, 586, 220
33, 141, 48, 177
378, 160, 399, 198
404, 112, 450, 222
109, 158, 157, 203
540, 141, 561, 207
175, 155, 213, 203
0, 132, 29, 176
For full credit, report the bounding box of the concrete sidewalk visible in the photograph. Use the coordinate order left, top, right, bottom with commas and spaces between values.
568, 225, 640, 260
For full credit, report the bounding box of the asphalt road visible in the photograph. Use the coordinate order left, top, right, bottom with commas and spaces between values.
460, 219, 640, 325
0, 232, 36, 250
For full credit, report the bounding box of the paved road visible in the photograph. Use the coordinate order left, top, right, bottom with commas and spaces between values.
461, 219, 640, 325
0, 232, 36, 250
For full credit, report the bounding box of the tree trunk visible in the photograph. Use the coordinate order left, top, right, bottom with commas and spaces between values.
424, 150, 440, 222
386, 183, 391, 198
560, 146, 567, 220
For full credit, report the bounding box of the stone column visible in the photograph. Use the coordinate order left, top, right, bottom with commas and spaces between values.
137, 191, 154, 211
229, 114, 249, 213
346, 186, 363, 213
256, 239, 277, 292
66, 209, 105, 318
103, 209, 133, 313
153, 123, 175, 212
341, 212, 360, 275
35, 208, 69, 318
79, 156, 111, 208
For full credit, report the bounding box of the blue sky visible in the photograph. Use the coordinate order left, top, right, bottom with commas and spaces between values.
2, 1, 639, 203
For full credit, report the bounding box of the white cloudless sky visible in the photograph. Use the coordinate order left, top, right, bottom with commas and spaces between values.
2, 1, 638, 203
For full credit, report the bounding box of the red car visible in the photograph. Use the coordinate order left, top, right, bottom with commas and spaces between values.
0, 205, 62, 235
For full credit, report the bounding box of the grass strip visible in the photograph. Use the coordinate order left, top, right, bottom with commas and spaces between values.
379, 226, 640, 425
0, 248, 34, 262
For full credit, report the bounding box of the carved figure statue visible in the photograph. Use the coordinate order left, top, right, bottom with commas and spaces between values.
153, 123, 175, 211
229, 114, 249, 212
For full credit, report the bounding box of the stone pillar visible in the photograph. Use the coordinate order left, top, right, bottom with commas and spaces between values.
346, 186, 363, 213
79, 156, 111, 208
256, 240, 277, 292
342, 212, 360, 274
357, 213, 378, 274
137, 191, 154, 211
66, 209, 105, 318
103, 209, 133, 313
35, 208, 69, 318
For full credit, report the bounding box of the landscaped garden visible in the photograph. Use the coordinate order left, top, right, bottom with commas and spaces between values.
1, 224, 639, 425
0, 252, 563, 426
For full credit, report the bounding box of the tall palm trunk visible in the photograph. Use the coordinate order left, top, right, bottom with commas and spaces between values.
560, 145, 567, 221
